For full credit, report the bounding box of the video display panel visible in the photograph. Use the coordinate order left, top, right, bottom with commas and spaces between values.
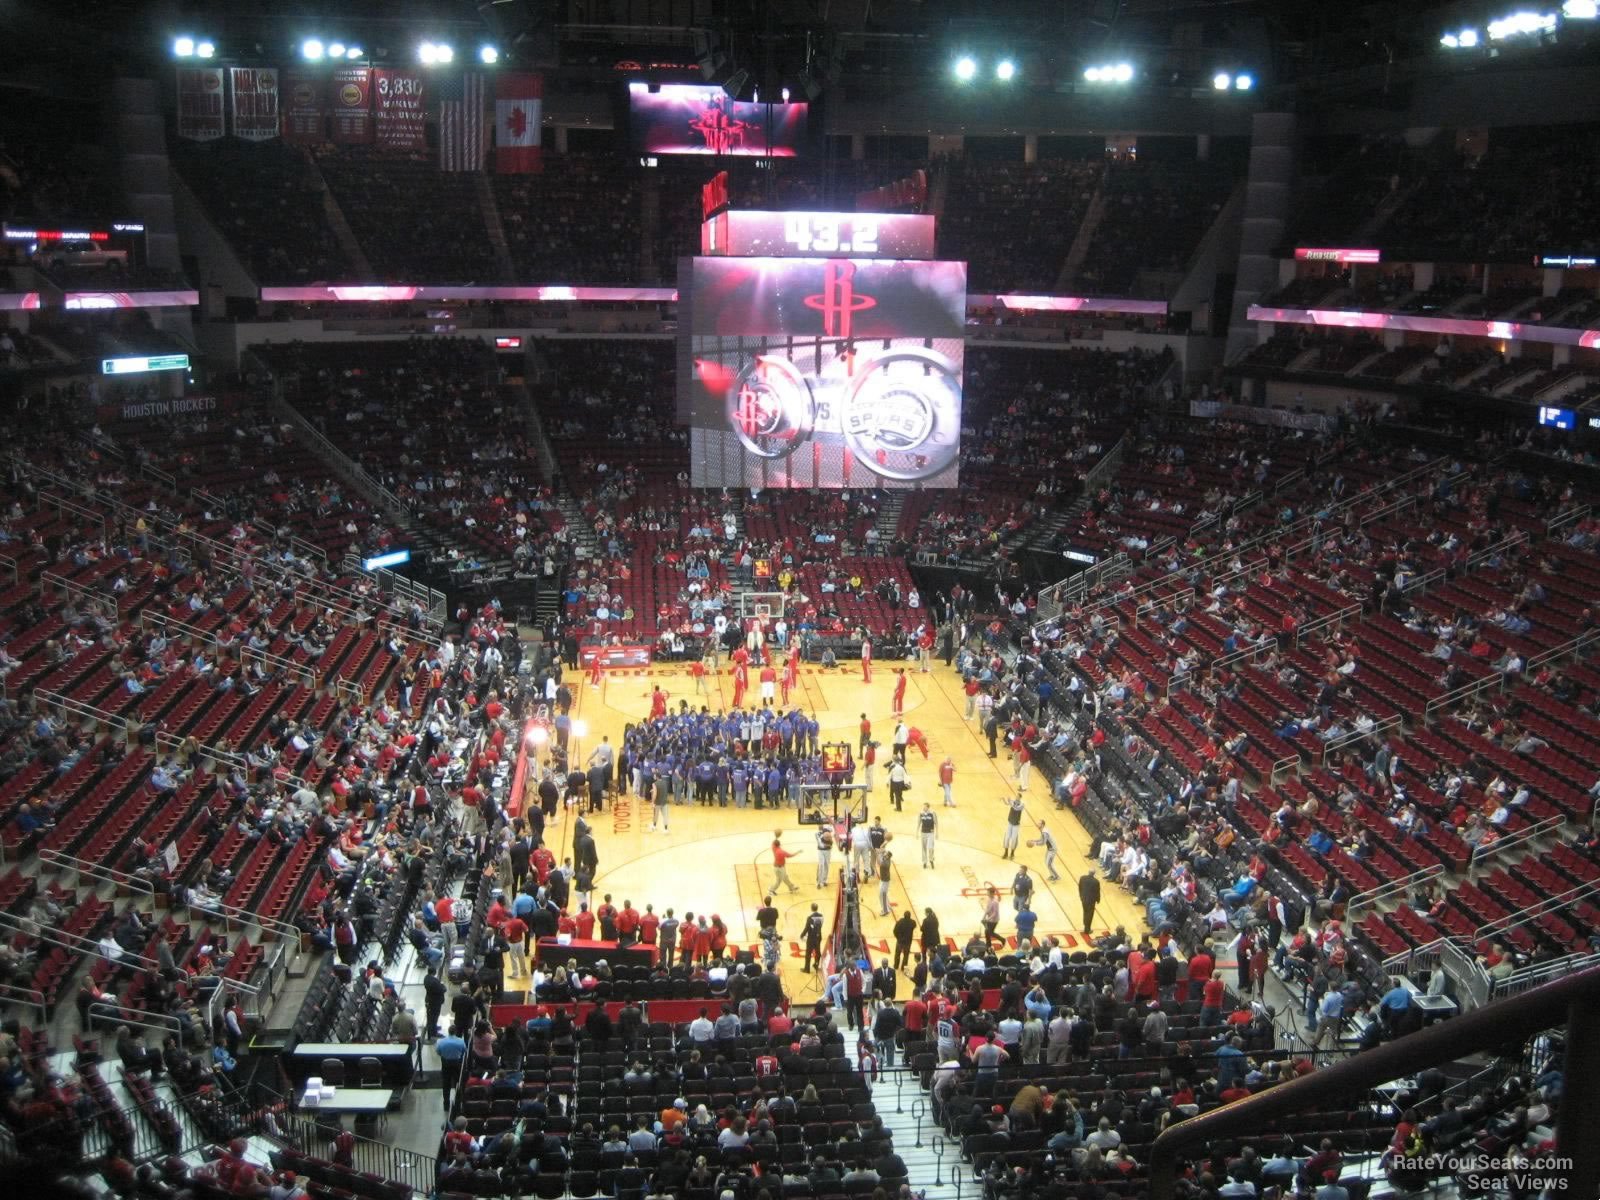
630, 83, 807, 157
683, 255, 965, 489
702, 211, 937, 259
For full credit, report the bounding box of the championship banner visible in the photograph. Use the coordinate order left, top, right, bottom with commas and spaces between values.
229, 68, 279, 142
282, 69, 324, 142
176, 68, 225, 141
373, 69, 427, 150
330, 66, 372, 144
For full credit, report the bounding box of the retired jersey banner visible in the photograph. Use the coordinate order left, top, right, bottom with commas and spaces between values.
330, 66, 372, 144
372, 70, 427, 150
282, 70, 324, 142
176, 67, 225, 141
229, 68, 280, 141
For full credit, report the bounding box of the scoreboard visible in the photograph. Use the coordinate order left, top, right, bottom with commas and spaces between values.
681, 206, 964, 491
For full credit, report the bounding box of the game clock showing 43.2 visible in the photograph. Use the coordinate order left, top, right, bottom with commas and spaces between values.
783, 213, 878, 254
701, 210, 937, 258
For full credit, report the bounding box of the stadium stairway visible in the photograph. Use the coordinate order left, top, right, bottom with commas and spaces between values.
1056, 178, 1108, 293
553, 490, 601, 560
1015, 496, 1089, 555
304, 153, 375, 278
868, 1066, 962, 1200
874, 494, 905, 548
471, 174, 518, 283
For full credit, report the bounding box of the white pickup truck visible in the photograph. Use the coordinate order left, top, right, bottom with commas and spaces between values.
32, 241, 129, 271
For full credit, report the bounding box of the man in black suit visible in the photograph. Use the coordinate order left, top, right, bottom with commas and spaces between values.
872, 958, 897, 1004
1079, 869, 1101, 936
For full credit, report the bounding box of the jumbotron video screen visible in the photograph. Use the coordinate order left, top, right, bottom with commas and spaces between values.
683, 255, 966, 489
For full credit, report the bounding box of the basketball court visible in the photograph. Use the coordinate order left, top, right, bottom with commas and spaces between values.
523, 642, 1149, 1005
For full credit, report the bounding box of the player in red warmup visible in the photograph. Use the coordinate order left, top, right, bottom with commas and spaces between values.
892, 669, 907, 717
861, 637, 873, 683
649, 685, 668, 720
731, 662, 748, 708
782, 652, 799, 705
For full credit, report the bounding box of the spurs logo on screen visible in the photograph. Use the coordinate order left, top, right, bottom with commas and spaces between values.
683, 255, 966, 489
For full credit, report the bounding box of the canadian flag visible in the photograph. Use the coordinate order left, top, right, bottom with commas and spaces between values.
495, 72, 542, 174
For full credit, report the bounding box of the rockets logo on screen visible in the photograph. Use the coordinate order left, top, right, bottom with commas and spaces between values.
803, 261, 877, 338
686, 97, 756, 155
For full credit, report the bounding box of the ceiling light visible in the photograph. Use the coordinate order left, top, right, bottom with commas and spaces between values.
1234, 73, 1253, 90
996, 59, 1016, 81
479, 45, 499, 65
196, 41, 215, 59
954, 56, 978, 82
1213, 72, 1231, 89
302, 39, 324, 61
173, 37, 195, 58
1113, 63, 1134, 83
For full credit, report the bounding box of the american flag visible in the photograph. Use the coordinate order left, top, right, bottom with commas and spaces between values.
438, 70, 486, 171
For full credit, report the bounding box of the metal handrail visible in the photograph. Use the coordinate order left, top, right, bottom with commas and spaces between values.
38, 847, 155, 896
1469, 812, 1566, 869
0, 552, 16, 587
1147, 964, 1600, 1200
0, 983, 47, 1019
37, 488, 108, 538
1547, 503, 1590, 537
1474, 871, 1597, 944
141, 461, 177, 490
33, 688, 129, 736
1425, 627, 1600, 721
1347, 862, 1445, 916
40, 569, 122, 621
139, 608, 320, 690
268, 394, 415, 526
1318, 713, 1402, 766
1492, 949, 1600, 1000
1295, 601, 1363, 650
1038, 455, 1450, 629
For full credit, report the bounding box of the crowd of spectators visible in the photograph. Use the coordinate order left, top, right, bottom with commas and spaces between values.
939, 158, 1101, 292
316, 148, 500, 283
1380, 125, 1600, 261
263, 337, 567, 577
494, 154, 643, 284
173, 140, 353, 285
1077, 161, 1238, 298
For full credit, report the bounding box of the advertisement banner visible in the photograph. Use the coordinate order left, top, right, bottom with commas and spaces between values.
229, 67, 280, 141
578, 644, 653, 670
176, 67, 225, 141
330, 66, 372, 144
64, 290, 200, 309
372, 69, 427, 150
282, 69, 324, 142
